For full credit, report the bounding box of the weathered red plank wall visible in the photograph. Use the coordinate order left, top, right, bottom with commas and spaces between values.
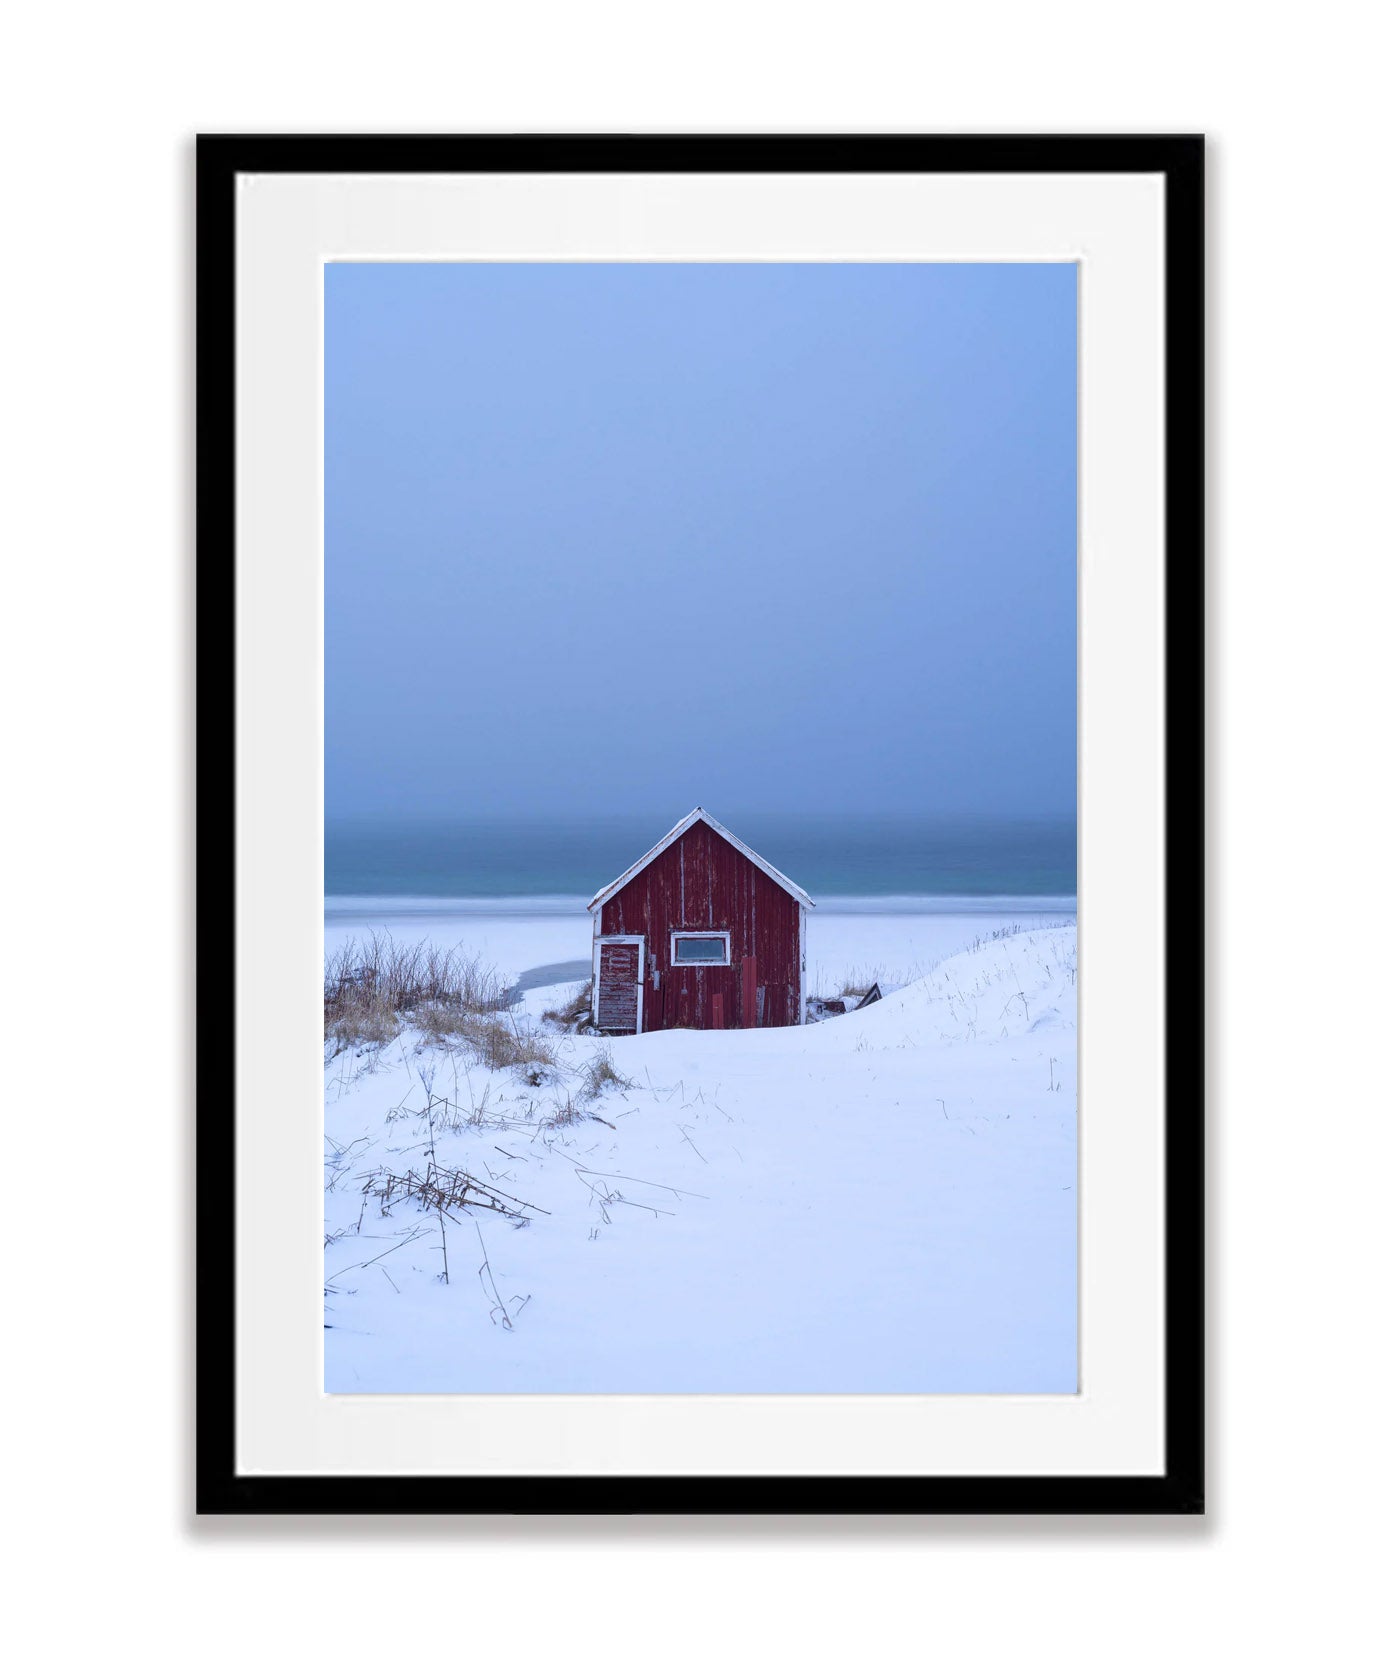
599, 822, 801, 1030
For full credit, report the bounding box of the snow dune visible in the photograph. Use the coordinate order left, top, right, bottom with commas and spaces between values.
323, 922, 1077, 1394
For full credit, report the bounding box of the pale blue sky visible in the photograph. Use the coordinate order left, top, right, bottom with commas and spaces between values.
325, 262, 1076, 820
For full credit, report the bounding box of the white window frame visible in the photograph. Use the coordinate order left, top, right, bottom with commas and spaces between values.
669, 930, 731, 967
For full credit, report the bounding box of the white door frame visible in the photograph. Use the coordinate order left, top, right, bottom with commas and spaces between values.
591, 929, 646, 1034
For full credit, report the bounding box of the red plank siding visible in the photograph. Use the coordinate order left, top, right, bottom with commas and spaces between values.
598, 819, 802, 1032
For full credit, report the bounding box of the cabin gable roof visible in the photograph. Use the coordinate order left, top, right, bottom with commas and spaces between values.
587, 807, 815, 912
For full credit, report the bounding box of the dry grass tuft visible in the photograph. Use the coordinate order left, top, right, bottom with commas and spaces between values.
357, 1162, 547, 1226
325, 932, 502, 1052
538, 1090, 598, 1131
541, 982, 594, 1033
326, 992, 401, 1049
407, 999, 558, 1073
458, 1012, 559, 1073
961, 922, 1026, 955
579, 1047, 630, 1101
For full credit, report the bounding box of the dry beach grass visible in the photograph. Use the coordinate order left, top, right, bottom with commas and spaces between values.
324, 931, 562, 1068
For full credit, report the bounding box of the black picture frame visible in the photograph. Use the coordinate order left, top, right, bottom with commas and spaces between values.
196, 133, 1204, 1517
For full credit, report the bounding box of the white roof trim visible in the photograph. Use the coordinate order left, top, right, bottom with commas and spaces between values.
587, 807, 815, 911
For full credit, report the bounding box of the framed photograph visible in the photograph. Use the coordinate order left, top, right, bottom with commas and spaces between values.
197, 134, 1203, 1515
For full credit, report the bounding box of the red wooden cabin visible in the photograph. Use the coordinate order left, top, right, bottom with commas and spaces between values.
588, 808, 813, 1034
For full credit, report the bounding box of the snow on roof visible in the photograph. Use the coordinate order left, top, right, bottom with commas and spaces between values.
587, 806, 815, 912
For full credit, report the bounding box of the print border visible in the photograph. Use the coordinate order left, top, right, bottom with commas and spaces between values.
195, 133, 1204, 1516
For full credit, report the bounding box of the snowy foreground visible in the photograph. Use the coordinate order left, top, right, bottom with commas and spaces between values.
324, 912, 1077, 1393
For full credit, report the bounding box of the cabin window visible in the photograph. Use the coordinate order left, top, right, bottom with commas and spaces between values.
670, 931, 730, 966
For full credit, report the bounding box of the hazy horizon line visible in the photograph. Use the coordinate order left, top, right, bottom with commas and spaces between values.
325, 808, 1078, 826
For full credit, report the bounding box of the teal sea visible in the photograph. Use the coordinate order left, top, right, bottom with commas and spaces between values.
325, 814, 1076, 906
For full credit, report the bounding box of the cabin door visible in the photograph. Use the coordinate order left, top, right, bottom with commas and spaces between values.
596, 937, 645, 1034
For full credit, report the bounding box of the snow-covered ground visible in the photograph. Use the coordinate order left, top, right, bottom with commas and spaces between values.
324, 905, 1077, 1393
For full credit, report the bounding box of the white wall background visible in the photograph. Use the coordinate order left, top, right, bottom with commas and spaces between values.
4, 3, 1395, 1674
